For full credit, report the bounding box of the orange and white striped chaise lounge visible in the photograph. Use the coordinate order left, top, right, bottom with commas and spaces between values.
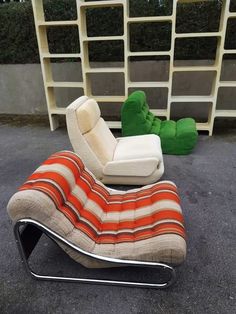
7, 151, 186, 289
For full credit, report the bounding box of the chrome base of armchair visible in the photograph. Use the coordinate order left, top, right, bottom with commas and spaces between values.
14, 218, 176, 289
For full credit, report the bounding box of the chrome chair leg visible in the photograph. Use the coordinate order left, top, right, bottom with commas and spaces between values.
14, 218, 176, 289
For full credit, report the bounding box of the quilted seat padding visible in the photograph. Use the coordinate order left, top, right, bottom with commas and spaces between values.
8, 151, 186, 268
121, 90, 198, 155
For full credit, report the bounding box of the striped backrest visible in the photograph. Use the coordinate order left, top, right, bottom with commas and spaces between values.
19, 151, 186, 244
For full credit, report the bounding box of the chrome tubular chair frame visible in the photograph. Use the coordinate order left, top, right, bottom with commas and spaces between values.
14, 218, 176, 289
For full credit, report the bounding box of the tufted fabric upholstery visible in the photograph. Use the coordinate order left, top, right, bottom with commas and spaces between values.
121, 90, 198, 155
8, 151, 186, 268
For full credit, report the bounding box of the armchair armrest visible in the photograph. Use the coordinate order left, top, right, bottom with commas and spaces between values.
103, 158, 159, 177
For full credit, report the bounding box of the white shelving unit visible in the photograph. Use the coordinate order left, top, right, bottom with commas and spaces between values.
31, 0, 236, 135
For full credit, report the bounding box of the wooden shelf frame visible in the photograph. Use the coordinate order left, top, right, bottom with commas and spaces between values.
31, 0, 236, 133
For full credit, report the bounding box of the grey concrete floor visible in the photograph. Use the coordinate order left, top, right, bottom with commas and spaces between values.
0, 117, 236, 314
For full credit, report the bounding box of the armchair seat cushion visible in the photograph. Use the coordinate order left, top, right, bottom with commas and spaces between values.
105, 134, 164, 178
121, 91, 198, 155
114, 134, 163, 162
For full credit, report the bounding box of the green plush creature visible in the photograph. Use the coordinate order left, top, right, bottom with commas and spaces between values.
121, 90, 198, 155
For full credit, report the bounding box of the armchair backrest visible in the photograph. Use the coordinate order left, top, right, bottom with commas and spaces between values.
66, 97, 117, 178
121, 90, 155, 136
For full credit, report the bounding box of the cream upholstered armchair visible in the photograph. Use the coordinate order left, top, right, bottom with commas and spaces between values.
66, 96, 164, 185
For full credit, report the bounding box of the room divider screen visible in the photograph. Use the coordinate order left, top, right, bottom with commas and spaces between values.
31, 0, 236, 135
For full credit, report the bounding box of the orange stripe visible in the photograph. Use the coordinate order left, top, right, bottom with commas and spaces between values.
27, 172, 71, 196
43, 157, 81, 178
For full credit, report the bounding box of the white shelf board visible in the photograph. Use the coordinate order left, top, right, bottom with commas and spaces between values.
106, 121, 122, 128
127, 16, 172, 23
50, 108, 66, 115
46, 81, 84, 88
42, 53, 81, 58
171, 95, 214, 102
79, 0, 124, 8
85, 67, 124, 73
150, 109, 168, 116
196, 122, 210, 131
177, 0, 210, 2
82, 36, 124, 42
223, 49, 236, 54
38, 20, 78, 26
93, 96, 126, 102
173, 66, 217, 72
128, 82, 169, 88
228, 12, 236, 18
215, 110, 236, 117
175, 32, 221, 38
128, 51, 170, 57
218, 81, 236, 87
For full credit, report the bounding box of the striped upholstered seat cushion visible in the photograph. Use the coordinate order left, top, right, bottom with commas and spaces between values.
8, 151, 186, 267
